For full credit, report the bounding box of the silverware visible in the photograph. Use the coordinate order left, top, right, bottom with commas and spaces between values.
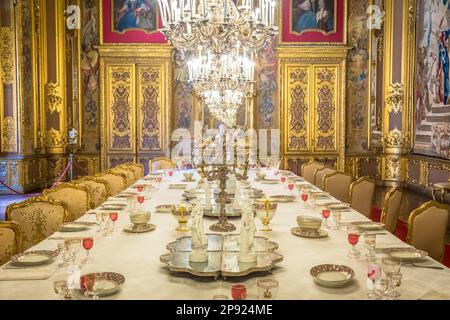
406, 263, 444, 270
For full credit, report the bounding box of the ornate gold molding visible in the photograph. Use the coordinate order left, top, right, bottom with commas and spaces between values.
385, 82, 404, 114
382, 128, 409, 148
0, 27, 14, 84
45, 128, 65, 148
2, 116, 17, 152
45, 82, 63, 114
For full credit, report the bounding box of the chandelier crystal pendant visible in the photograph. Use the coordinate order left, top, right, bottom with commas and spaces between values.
157, 0, 278, 54
203, 90, 244, 127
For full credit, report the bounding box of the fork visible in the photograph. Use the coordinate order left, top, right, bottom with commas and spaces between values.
405, 263, 444, 270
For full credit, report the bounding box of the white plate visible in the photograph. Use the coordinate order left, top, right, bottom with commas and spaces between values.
310, 264, 355, 288
60, 223, 90, 232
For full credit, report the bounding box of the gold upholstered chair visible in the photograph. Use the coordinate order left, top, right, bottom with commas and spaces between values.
0, 221, 22, 265
112, 167, 136, 186
380, 187, 403, 233
119, 163, 144, 180
74, 177, 111, 209
407, 201, 449, 261
300, 161, 324, 184
314, 167, 336, 190
42, 183, 90, 221
349, 177, 376, 218
96, 171, 127, 196
323, 172, 353, 203
149, 157, 177, 173
6, 196, 68, 251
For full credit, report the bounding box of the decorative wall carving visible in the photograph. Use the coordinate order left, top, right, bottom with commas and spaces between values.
314, 67, 337, 152
45, 82, 63, 114
287, 67, 309, 152
47, 158, 65, 181
2, 116, 17, 152
45, 128, 65, 148
386, 83, 404, 114
0, 27, 14, 84
382, 128, 409, 148
138, 66, 161, 151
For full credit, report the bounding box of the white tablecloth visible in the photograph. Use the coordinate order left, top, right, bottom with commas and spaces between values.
1, 170, 450, 300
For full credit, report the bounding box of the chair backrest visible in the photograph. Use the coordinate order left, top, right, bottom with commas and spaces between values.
323, 172, 353, 203
408, 201, 449, 261
75, 177, 111, 209
112, 167, 135, 186
301, 161, 324, 184
6, 196, 68, 251
381, 187, 403, 233
96, 171, 126, 196
314, 167, 336, 189
119, 163, 144, 180
149, 157, 177, 173
0, 221, 21, 265
42, 183, 90, 221
349, 177, 375, 218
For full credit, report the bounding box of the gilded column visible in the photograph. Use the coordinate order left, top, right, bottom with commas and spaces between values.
380, 0, 412, 186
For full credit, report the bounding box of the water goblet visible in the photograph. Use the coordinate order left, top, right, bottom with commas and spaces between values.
391, 273, 402, 298
364, 233, 377, 262
53, 276, 69, 300
321, 209, 330, 228
65, 239, 81, 265
257, 278, 279, 300
382, 257, 401, 300
82, 237, 94, 264
347, 225, 361, 259
332, 211, 342, 230
57, 242, 70, 269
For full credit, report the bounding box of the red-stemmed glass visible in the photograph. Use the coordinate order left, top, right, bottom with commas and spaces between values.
231, 284, 247, 300
280, 176, 286, 183
82, 237, 94, 264
288, 183, 295, 195
321, 209, 330, 228
137, 185, 144, 193
347, 225, 361, 259
168, 170, 173, 177
108, 212, 118, 235
301, 192, 309, 208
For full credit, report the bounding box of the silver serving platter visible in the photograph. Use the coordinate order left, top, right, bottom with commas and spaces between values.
161, 234, 283, 280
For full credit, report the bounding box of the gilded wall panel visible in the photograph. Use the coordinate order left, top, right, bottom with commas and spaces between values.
0, 27, 14, 85
138, 65, 162, 151
108, 65, 135, 152
286, 66, 310, 153
2, 116, 17, 152
313, 66, 338, 153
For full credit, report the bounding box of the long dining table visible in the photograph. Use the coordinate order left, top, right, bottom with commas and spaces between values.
1, 169, 450, 300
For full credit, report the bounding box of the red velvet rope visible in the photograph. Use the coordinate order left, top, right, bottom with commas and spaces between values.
0, 160, 73, 197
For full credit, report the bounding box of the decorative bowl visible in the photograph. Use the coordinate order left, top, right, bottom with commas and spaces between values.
171, 204, 192, 232
297, 216, 322, 231
130, 211, 151, 226
254, 199, 278, 231
256, 171, 266, 180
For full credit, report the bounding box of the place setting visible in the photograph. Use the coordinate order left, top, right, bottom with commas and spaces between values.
123, 210, 156, 234
291, 215, 329, 239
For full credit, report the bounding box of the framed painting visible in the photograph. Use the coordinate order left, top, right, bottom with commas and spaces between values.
413, 0, 450, 159
100, 0, 167, 44
280, 0, 347, 45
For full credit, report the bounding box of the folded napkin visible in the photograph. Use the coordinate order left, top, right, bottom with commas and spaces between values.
107, 197, 128, 202
419, 290, 450, 300
0, 264, 58, 281
374, 243, 412, 253
48, 230, 96, 240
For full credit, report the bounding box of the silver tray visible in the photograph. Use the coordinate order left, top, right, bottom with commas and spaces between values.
203, 204, 242, 218
161, 234, 283, 280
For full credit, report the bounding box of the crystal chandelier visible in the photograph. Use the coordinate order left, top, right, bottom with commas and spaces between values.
187, 43, 255, 96
157, 0, 278, 54
203, 90, 244, 127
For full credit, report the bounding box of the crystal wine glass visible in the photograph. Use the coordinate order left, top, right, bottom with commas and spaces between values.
288, 183, 295, 195
137, 194, 145, 210
321, 209, 330, 228
82, 273, 106, 300
382, 257, 401, 300
82, 237, 94, 264
364, 233, 377, 262
391, 273, 402, 298
108, 212, 118, 235
347, 225, 361, 259
53, 276, 69, 300
301, 191, 309, 208
65, 239, 81, 265
367, 264, 382, 300
257, 278, 279, 300
332, 211, 342, 230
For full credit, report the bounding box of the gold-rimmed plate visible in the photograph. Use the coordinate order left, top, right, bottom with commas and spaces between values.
327, 203, 350, 210
291, 227, 328, 239
99, 203, 127, 211
80, 272, 125, 297
10, 250, 60, 267
270, 195, 296, 203
310, 264, 355, 288
169, 184, 188, 190
383, 247, 428, 262
59, 222, 93, 232
123, 223, 156, 233
351, 221, 384, 231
